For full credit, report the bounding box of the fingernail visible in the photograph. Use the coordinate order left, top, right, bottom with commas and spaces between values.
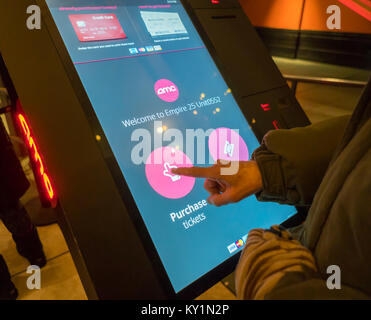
207, 198, 214, 205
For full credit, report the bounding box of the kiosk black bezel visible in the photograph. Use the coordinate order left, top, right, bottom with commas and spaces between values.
38, 0, 284, 299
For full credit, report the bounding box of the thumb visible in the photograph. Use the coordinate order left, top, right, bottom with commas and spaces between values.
207, 190, 234, 207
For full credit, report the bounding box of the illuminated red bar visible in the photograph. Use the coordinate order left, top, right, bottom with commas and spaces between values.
17, 113, 56, 204
338, 0, 371, 21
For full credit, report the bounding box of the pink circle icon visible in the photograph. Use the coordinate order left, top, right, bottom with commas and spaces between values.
154, 79, 179, 102
145, 147, 195, 199
208, 128, 249, 162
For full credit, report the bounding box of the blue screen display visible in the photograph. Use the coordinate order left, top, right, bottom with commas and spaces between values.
46, 0, 296, 293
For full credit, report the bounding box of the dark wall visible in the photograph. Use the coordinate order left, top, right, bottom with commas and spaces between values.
256, 27, 371, 70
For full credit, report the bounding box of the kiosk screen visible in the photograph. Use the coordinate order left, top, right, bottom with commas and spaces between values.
46, 0, 296, 293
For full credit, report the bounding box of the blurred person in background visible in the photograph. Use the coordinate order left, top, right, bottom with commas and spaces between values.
0, 117, 46, 300
173, 79, 371, 299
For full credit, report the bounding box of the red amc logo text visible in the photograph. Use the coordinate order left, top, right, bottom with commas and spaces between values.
17, 114, 55, 201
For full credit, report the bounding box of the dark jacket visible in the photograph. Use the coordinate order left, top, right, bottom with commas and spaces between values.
0, 118, 29, 210
252, 79, 371, 299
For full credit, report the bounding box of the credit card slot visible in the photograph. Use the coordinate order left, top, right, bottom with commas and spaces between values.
211, 15, 237, 20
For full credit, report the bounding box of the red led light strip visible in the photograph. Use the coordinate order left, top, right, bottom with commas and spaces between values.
17, 114, 55, 201
337, 0, 371, 21
273, 120, 281, 130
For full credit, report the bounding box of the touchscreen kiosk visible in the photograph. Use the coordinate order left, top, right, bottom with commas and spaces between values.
0, 0, 310, 299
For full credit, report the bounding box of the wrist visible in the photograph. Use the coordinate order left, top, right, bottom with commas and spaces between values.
249, 160, 263, 193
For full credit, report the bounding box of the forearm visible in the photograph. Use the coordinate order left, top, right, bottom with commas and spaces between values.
252, 115, 350, 206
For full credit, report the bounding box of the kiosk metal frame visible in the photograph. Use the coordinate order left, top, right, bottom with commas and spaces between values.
0, 0, 310, 299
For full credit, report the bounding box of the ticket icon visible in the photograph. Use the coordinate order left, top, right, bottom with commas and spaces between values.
145, 147, 195, 199
69, 13, 127, 42
208, 128, 249, 162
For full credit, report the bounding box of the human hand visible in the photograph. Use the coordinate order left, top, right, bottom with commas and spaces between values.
172, 160, 263, 206
235, 226, 318, 300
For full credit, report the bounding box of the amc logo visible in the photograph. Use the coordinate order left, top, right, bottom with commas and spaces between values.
157, 86, 177, 95
154, 79, 179, 102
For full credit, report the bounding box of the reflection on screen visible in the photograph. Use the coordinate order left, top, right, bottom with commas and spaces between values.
46, 0, 296, 293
